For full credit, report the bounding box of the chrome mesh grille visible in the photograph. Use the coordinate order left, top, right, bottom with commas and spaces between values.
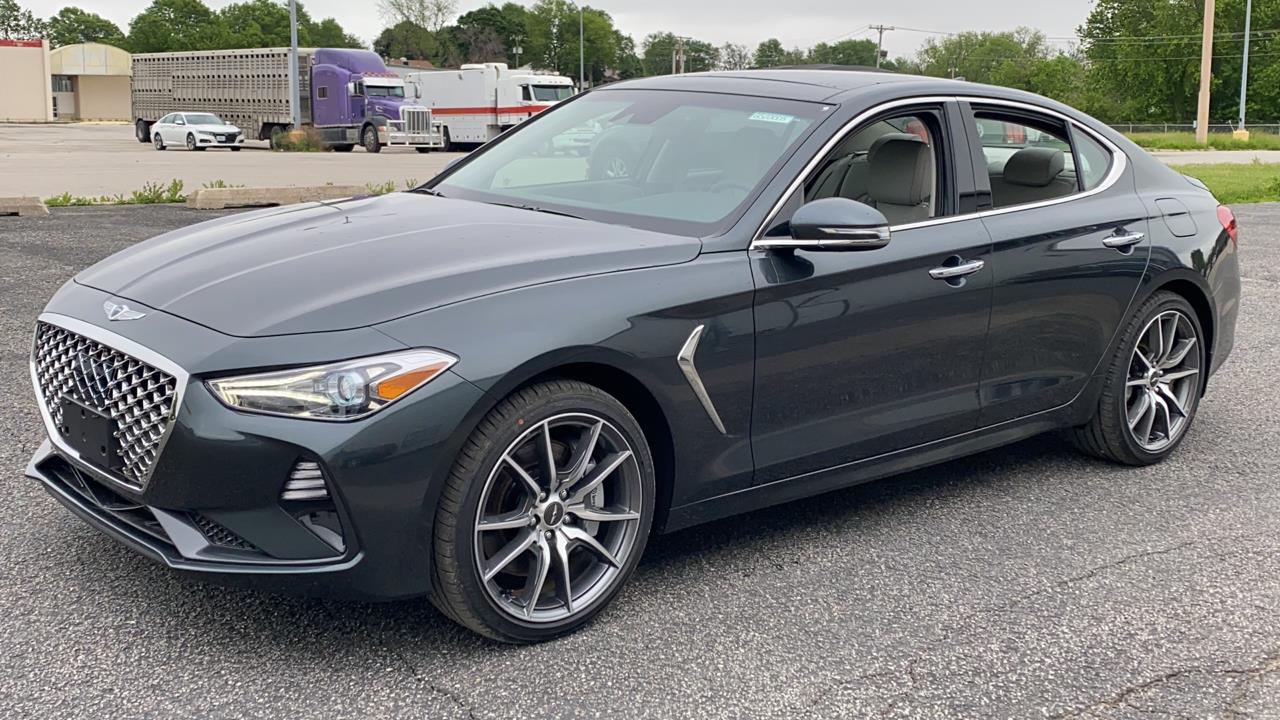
33, 322, 177, 487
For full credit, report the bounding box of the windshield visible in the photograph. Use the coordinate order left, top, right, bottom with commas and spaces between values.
184, 113, 223, 125
366, 85, 406, 98
531, 85, 574, 102
433, 89, 825, 236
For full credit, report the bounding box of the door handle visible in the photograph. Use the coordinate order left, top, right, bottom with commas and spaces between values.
1103, 231, 1145, 248
929, 259, 985, 280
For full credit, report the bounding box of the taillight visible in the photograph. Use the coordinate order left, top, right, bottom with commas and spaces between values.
1217, 205, 1238, 247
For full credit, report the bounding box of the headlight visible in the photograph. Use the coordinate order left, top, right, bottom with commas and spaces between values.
206, 349, 457, 421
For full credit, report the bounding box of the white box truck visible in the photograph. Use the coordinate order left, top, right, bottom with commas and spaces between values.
404, 63, 574, 150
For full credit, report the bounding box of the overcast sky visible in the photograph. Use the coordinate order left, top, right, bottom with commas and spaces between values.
25, 0, 1098, 57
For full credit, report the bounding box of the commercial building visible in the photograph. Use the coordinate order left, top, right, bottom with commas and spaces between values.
0, 40, 132, 122
0, 39, 54, 122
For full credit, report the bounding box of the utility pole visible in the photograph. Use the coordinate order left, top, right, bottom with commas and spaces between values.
1238, 0, 1253, 135
1195, 0, 1215, 145
672, 36, 687, 74
288, 0, 300, 129
579, 6, 585, 89
870, 24, 894, 68
513, 34, 523, 67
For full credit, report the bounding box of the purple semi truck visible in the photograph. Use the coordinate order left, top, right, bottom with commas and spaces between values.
132, 47, 443, 153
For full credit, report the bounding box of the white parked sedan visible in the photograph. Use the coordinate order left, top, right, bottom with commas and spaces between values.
152, 112, 244, 151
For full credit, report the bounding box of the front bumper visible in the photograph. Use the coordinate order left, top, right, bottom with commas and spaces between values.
27, 284, 488, 599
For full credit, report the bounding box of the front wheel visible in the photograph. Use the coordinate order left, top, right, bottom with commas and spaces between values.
362, 125, 381, 153
186, 133, 197, 151
153, 133, 165, 151
429, 380, 655, 643
1072, 290, 1205, 465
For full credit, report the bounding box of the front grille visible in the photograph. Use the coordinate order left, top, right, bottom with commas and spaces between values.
402, 107, 432, 135
33, 322, 178, 487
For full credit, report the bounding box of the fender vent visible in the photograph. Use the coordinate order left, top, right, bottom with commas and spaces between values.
282, 460, 329, 501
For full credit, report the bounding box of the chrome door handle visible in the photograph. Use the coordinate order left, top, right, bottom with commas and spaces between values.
929, 259, 985, 280
1103, 231, 1145, 248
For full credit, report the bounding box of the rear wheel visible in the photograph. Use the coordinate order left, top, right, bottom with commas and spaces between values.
429, 380, 654, 643
135, 120, 152, 143
1072, 291, 1205, 465
362, 125, 381, 153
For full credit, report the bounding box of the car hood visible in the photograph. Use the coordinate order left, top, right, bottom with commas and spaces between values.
190, 123, 239, 133
74, 192, 702, 337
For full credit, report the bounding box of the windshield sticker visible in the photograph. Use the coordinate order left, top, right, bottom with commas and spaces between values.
749, 112, 795, 124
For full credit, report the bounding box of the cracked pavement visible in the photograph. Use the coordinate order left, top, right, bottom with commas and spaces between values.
1, 204, 1278, 719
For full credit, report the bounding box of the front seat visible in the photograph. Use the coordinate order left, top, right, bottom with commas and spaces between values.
866, 136, 932, 225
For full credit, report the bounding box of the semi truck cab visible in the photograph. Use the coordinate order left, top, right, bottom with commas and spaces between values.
310, 50, 439, 152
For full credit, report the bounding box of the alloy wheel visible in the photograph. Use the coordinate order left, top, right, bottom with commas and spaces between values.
473, 413, 643, 623
1125, 309, 1201, 452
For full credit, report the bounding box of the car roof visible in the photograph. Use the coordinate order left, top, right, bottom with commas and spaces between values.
603, 68, 963, 103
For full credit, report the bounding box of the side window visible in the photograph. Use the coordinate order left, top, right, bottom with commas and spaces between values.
973, 112, 1076, 209
521, 84, 532, 102
158, 114, 171, 124
317, 86, 329, 100
803, 113, 941, 226
1073, 130, 1113, 190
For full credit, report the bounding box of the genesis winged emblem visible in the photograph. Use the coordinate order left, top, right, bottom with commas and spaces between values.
103, 299, 147, 321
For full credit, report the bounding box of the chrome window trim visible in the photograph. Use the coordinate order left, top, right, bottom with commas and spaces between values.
30, 312, 190, 494
750, 94, 1128, 246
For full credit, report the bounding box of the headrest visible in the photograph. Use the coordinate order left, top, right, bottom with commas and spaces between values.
867, 132, 920, 155
868, 136, 930, 206
1002, 147, 1065, 187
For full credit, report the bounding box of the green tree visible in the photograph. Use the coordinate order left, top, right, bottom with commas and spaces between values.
46, 7, 126, 47
808, 38, 880, 67
456, 2, 528, 59
126, 0, 225, 52
612, 31, 642, 79
217, 0, 308, 48
643, 32, 717, 75
309, 17, 364, 48
718, 42, 750, 70
0, 0, 46, 40
1079, 0, 1280, 123
753, 37, 803, 68
373, 19, 441, 61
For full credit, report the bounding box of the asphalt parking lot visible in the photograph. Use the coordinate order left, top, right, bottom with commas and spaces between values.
1, 203, 1278, 719
0, 123, 467, 198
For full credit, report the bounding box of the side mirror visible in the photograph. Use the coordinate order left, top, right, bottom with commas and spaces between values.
757, 197, 891, 252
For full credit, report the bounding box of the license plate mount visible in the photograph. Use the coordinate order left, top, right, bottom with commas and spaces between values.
59, 396, 123, 471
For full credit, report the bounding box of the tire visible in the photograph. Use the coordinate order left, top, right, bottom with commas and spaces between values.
429, 379, 655, 643
442, 127, 454, 153
186, 133, 197, 151
230, 146, 241, 152
136, 120, 152, 143
153, 133, 165, 151
415, 147, 432, 153
1072, 290, 1206, 466
362, 125, 381, 153
332, 144, 355, 152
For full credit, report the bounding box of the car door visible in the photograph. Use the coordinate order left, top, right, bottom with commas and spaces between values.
750, 101, 994, 485
961, 101, 1151, 426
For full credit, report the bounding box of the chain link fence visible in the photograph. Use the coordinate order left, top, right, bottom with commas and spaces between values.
1110, 123, 1280, 134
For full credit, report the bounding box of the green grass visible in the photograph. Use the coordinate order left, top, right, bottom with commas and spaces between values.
1177, 162, 1280, 204
44, 179, 188, 207
1126, 131, 1280, 151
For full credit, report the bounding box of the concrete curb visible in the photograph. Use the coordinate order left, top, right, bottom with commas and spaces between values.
186, 185, 366, 210
0, 196, 49, 217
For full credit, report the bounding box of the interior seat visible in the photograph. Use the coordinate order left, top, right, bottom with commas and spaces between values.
988, 147, 1075, 207
864, 136, 932, 225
